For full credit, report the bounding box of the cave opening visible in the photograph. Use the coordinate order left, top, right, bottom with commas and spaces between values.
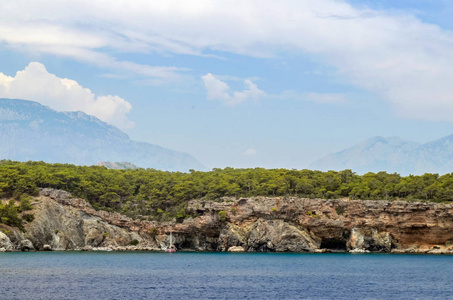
320, 238, 347, 250
178, 239, 193, 250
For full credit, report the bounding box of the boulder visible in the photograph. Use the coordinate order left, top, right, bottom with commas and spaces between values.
228, 246, 245, 252
0, 231, 14, 251
81, 245, 93, 251
42, 244, 52, 251
349, 248, 370, 253
247, 219, 320, 252
20, 239, 35, 251
347, 228, 392, 252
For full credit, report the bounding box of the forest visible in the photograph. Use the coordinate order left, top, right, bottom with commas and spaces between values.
0, 160, 452, 222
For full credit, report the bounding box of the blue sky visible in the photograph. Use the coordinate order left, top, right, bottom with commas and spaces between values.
1, 0, 453, 169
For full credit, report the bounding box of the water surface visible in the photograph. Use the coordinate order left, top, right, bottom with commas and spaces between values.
1, 252, 452, 299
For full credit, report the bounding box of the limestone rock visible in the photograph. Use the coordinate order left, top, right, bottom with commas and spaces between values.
349, 248, 370, 253
4, 189, 453, 253
42, 244, 52, 251
218, 224, 248, 251
20, 239, 35, 251
188, 196, 453, 253
228, 246, 245, 252
247, 219, 320, 252
347, 228, 392, 252
0, 231, 13, 251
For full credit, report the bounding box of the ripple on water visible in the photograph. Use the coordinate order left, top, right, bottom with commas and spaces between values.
0, 252, 452, 299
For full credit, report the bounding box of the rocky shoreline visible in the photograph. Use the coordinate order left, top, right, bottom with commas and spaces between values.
1, 189, 453, 254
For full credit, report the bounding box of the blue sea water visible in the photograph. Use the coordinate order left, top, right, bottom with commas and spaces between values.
0, 252, 452, 299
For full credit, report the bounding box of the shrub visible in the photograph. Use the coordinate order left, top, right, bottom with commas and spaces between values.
19, 195, 33, 212
0, 199, 24, 231
307, 211, 321, 219
335, 206, 346, 215
130, 239, 139, 246
218, 210, 227, 222
22, 213, 35, 222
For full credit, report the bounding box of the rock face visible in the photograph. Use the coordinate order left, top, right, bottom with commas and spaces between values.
181, 196, 453, 253
1, 189, 453, 253
0, 189, 162, 252
245, 219, 320, 252
347, 228, 392, 252
0, 231, 14, 251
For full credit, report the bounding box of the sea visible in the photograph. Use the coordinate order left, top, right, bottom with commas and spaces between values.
1, 252, 452, 299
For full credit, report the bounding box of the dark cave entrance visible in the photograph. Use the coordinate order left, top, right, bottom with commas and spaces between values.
320, 238, 347, 250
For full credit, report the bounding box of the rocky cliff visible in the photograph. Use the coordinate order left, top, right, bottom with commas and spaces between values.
1, 189, 453, 254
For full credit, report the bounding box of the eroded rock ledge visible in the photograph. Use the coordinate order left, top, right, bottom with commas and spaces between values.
1, 189, 453, 254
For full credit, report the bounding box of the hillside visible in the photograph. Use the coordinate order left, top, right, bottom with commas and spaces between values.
0, 161, 452, 224
0, 98, 205, 172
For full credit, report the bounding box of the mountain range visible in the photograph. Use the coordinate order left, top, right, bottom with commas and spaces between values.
310, 135, 453, 175
3, 98, 452, 175
0, 98, 205, 172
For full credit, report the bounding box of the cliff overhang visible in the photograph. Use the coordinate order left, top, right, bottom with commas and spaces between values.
1, 190, 452, 254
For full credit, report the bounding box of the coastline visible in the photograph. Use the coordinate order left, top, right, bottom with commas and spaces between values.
2, 188, 453, 254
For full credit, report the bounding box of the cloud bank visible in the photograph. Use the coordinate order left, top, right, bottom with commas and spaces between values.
202, 74, 345, 106
243, 148, 257, 156
2, 1, 453, 120
202, 73, 265, 106
0, 62, 133, 129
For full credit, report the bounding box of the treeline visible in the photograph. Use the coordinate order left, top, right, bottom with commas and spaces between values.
0, 160, 452, 221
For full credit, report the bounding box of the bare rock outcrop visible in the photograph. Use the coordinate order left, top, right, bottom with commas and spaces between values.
0, 231, 14, 251
2, 190, 453, 253
347, 228, 392, 252
0, 189, 161, 251
185, 196, 453, 253
246, 219, 320, 252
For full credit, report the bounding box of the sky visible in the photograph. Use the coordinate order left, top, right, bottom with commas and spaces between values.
1, 0, 453, 170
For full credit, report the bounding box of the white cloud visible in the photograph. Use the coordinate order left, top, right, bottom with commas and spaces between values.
243, 148, 257, 156
0, 62, 133, 129
202, 73, 265, 106
2, 1, 453, 119
201, 76, 345, 106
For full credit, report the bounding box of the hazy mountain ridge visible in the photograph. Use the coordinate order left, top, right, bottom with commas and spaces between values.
0, 98, 205, 172
310, 135, 453, 175
97, 162, 139, 170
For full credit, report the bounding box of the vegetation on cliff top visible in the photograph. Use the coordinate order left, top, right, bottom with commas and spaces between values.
0, 160, 452, 222
0, 195, 34, 231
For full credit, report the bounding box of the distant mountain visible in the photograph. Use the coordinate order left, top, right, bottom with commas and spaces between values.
97, 162, 138, 170
0, 98, 205, 172
409, 134, 453, 174
310, 135, 453, 175
310, 136, 420, 175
